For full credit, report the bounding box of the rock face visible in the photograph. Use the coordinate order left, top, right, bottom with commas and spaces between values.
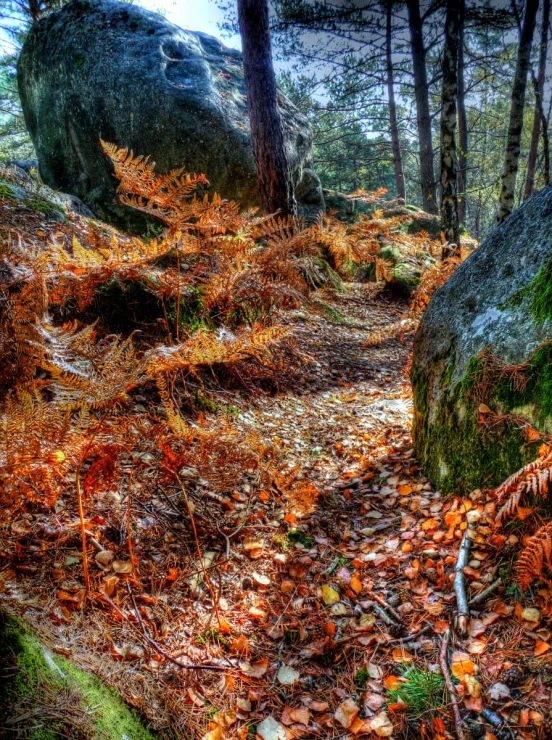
18, 0, 324, 229
412, 186, 552, 494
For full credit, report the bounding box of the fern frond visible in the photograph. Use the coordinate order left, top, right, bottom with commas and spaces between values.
517, 521, 552, 590
495, 448, 552, 526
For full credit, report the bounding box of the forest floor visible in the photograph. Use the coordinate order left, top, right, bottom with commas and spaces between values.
1, 282, 551, 740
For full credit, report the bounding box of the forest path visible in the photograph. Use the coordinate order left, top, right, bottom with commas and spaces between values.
0, 283, 537, 740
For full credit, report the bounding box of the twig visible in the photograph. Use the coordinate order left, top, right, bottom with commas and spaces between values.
440, 629, 466, 740
75, 467, 90, 593
469, 577, 502, 606
125, 583, 225, 672
366, 589, 402, 623
216, 495, 254, 558
157, 462, 221, 625
480, 707, 516, 740
388, 623, 431, 645
454, 528, 472, 635
373, 603, 396, 626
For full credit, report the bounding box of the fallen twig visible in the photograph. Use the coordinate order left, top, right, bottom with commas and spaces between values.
481, 707, 516, 740
366, 589, 402, 623
440, 628, 466, 740
125, 583, 225, 672
469, 577, 502, 606
454, 528, 472, 635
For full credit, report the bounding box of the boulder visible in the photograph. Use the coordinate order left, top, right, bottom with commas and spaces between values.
411, 186, 552, 494
18, 0, 324, 230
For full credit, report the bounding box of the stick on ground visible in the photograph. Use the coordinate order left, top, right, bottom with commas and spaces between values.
454, 528, 472, 635
440, 628, 466, 740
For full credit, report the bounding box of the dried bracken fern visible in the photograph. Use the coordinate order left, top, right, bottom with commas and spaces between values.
494, 446, 552, 526
517, 520, 552, 590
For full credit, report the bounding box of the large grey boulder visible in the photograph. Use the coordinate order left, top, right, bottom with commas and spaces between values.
17, 0, 324, 229
411, 186, 552, 494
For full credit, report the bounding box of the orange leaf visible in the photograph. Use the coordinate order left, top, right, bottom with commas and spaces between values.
451, 659, 475, 678
383, 675, 404, 689
283, 514, 296, 525
350, 574, 363, 594
534, 640, 551, 656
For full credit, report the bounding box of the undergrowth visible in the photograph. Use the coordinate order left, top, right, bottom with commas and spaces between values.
387, 667, 447, 718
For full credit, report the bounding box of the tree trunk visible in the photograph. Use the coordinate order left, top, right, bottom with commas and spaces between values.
237, 0, 296, 216
524, 0, 549, 199
497, 0, 539, 224
406, 0, 438, 214
385, 0, 406, 202
440, 0, 460, 250
457, 0, 468, 224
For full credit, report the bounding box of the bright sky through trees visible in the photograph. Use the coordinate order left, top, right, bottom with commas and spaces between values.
140, 0, 241, 47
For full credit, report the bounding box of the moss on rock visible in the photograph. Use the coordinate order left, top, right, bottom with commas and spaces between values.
0, 611, 157, 740
412, 347, 550, 494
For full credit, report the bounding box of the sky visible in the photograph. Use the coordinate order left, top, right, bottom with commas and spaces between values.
139, 0, 241, 48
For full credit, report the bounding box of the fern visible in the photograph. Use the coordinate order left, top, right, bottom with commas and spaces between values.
517, 521, 552, 590
494, 447, 552, 525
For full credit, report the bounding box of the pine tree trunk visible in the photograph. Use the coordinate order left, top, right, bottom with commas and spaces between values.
237, 0, 296, 216
457, 0, 468, 224
386, 0, 406, 202
407, 0, 438, 214
440, 0, 460, 250
497, 0, 539, 224
524, 0, 549, 199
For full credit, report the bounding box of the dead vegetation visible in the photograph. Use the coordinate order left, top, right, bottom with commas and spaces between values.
1, 149, 551, 740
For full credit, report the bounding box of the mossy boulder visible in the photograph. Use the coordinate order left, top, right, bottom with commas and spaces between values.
411, 185, 552, 494
0, 610, 156, 739
18, 0, 324, 230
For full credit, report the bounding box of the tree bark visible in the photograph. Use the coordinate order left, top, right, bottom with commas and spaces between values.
497, 0, 539, 224
524, 0, 549, 199
407, 0, 438, 214
385, 0, 406, 201
457, 0, 468, 224
237, 0, 296, 216
440, 0, 460, 249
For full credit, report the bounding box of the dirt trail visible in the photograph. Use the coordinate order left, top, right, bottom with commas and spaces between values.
0, 283, 548, 740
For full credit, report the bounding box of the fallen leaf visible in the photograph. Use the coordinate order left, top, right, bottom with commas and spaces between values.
534, 640, 551, 656
521, 606, 540, 623
112, 560, 133, 574
256, 716, 287, 740
202, 726, 224, 740
277, 665, 300, 685
321, 584, 340, 605
212, 710, 236, 728
488, 682, 510, 702
369, 711, 394, 737
239, 658, 269, 677
334, 699, 359, 729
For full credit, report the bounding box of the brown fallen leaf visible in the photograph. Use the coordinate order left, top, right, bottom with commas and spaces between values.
334, 699, 359, 729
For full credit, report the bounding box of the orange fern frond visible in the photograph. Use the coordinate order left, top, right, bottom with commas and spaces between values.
517, 521, 552, 590
495, 448, 552, 526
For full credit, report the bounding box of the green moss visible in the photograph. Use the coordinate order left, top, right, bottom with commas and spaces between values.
0, 611, 157, 740
412, 353, 536, 494
288, 530, 314, 549
23, 197, 64, 215
0, 182, 15, 199
529, 256, 552, 324
354, 668, 370, 688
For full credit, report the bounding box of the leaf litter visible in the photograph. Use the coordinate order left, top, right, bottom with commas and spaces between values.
0, 282, 551, 739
